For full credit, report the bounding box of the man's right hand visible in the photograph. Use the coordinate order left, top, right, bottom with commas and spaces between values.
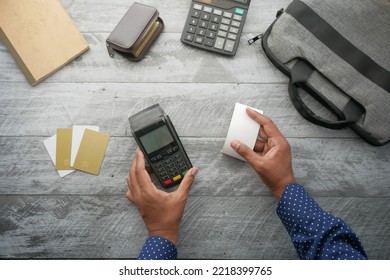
230, 108, 296, 201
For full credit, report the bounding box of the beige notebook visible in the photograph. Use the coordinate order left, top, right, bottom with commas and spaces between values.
0, 0, 89, 85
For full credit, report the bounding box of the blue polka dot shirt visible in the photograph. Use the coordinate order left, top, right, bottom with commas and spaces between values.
277, 183, 367, 260
138, 183, 367, 260
137, 236, 177, 260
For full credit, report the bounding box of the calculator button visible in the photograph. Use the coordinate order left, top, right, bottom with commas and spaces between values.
192, 11, 200, 18
224, 40, 235, 52
189, 19, 198, 26
206, 31, 216, 39
199, 20, 208, 28
213, 9, 223, 16
203, 6, 212, 13
197, 28, 206, 36
219, 24, 229, 31
229, 27, 239, 34
221, 18, 231, 25
235, 8, 245, 16
223, 11, 233, 18
218, 30, 227, 37
187, 26, 196, 34
231, 20, 240, 28
184, 34, 194, 42
233, 14, 242, 21
194, 36, 204, 44
215, 37, 225, 49
209, 23, 218, 31
194, 4, 203, 10
227, 33, 237, 40
211, 16, 220, 23
201, 13, 210, 21
204, 39, 214, 47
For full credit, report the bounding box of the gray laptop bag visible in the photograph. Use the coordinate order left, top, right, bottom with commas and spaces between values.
261, 0, 390, 146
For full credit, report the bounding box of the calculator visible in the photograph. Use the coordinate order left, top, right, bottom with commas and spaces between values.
181, 0, 251, 56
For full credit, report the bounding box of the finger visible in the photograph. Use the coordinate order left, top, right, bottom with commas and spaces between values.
230, 140, 260, 165
254, 138, 266, 153
135, 149, 156, 193
246, 108, 283, 138
129, 150, 141, 198
176, 167, 199, 197
259, 126, 268, 142
125, 187, 135, 203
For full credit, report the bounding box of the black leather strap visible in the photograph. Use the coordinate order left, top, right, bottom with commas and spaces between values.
289, 60, 364, 129
286, 0, 390, 93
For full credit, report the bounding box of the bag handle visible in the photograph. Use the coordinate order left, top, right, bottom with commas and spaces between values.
289, 60, 364, 129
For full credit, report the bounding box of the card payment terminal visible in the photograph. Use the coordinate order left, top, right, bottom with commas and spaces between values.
129, 104, 192, 188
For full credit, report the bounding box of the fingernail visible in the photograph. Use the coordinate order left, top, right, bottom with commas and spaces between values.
191, 167, 199, 176
230, 140, 241, 150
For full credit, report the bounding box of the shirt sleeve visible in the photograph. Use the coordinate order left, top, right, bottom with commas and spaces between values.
137, 236, 177, 260
277, 183, 368, 260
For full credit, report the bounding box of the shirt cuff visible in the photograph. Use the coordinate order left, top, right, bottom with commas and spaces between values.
276, 183, 367, 260
137, 236, 177, 260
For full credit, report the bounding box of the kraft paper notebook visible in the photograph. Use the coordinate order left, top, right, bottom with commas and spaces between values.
0, 0, 89, 85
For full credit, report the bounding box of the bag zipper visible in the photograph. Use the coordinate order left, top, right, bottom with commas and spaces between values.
248, 8, 284, 45
248, 34, 263, 45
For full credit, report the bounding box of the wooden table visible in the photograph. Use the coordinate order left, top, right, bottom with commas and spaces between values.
1, 0, 389, 259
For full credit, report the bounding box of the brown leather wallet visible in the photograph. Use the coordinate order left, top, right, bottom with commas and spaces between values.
106, 2, 164, 62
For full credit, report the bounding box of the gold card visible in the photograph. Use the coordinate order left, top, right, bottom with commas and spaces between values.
56, 128, 73, 170
73, 129, 110, 175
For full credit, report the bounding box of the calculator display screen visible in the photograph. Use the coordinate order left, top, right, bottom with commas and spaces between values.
139, 125, 174, 154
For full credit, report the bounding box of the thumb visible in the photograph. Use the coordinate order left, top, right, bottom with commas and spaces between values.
231, 140, 258, 164
176, 167, 199, 197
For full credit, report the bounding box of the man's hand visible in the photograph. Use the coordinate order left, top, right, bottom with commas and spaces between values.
231, 108, 296, 201
125, 148, 198, 244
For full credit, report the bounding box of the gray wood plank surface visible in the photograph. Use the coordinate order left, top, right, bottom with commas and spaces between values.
0, 137, 389, 198
0, 195, 389, 259
0, 82, 357, 138
0, 0, 389, 260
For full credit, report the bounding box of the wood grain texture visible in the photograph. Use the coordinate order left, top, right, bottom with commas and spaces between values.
0, 137, 389, 198
0, 33, 287, 84
0, 195, 388, 259
0, 0, 389, 260
0, 82, 357, 138
60, 0, 291, 33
